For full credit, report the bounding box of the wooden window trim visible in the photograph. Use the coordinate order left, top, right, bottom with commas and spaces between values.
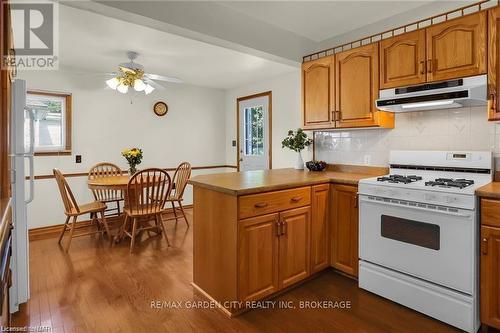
27, 90, 72, 157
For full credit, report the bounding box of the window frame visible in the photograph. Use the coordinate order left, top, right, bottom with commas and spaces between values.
27, 90, 72, 156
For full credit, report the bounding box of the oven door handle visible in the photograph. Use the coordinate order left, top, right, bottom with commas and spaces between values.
359, 196, 472, 218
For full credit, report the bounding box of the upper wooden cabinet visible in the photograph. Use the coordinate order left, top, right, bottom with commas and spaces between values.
380, 29, 427, 89
488, 7, 500, 121
301, 56, 335, 129
336, 43, 394, 129
426, 12, 486, 82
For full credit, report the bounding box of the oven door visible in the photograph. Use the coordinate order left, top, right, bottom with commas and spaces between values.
359, 195, 475, 294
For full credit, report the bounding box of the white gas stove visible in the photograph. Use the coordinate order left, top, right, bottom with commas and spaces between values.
358, 150, 493, 333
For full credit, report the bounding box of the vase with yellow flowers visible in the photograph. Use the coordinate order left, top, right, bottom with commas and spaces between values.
122, 148, 143, 175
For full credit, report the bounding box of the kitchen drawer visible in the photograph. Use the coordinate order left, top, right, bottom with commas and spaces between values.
239, 187, 311, 219
482, 199, 500, 228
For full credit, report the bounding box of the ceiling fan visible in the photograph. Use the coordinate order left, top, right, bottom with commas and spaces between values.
105, 51, 182, 95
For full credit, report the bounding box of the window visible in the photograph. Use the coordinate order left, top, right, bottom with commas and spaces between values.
26, 91, 72, 155
243, 105, 264, 156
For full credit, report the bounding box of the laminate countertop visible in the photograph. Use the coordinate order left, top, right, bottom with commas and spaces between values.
188, 168, 384, 196
476, 182, 500, 199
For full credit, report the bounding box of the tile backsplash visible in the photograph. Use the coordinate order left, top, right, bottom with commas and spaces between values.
314, 106, 500, 167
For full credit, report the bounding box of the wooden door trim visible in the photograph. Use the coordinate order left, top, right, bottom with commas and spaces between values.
236, 91, 272, 172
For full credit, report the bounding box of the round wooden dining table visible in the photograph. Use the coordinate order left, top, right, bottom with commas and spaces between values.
87, 175, 130, 191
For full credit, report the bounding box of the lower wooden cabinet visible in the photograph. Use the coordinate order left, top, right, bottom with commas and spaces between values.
310, 184, 330, 274
330, 184, 359, 277
238, 213, 280, 302
279, 207, 311, 289
238, 207, 311, 301
481, 225, 500, 329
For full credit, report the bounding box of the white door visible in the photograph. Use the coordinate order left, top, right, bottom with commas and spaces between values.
238, 94, 270, 171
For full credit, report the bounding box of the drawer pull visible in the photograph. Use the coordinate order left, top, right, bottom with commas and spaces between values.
290, 196, 303, 202
254, 202, 268, 208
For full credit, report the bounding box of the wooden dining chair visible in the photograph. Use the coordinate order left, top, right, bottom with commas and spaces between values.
53, 169, 111, 252
88, 162, 124, 216
165, 162, 192, 227
117, 168, 172, 253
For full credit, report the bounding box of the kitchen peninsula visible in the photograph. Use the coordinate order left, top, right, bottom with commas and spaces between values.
188, 166, 386, 315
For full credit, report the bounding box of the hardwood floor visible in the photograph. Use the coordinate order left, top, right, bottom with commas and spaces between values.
11, 209, 461, 332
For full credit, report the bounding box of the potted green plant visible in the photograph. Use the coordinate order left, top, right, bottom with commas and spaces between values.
281, 128, 313, 170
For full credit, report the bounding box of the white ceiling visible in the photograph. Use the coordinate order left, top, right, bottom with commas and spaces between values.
217, 1, 432, 42
16, 4, 298, 90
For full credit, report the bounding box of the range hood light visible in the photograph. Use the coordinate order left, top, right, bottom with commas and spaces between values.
401, 100, 455, 109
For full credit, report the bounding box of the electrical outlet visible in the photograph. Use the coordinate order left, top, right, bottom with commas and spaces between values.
364, 154, 371, 165
75, 155, 82, 163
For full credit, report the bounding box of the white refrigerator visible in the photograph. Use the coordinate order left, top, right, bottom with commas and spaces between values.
9, 79, 33, 312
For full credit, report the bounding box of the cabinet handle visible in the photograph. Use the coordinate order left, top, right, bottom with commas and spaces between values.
481, 237, 488, 255
489, 91, 497, 115
254, 202, 268, 208
290, 196, 302, 202
276, 220, 282, 236
331, 110, 336, 122
419, 60, 425, 74
281, 221, 287, 235
354, 194, 358, 208
427, 59, 433, 73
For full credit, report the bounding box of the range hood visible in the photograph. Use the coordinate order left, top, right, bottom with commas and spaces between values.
376, 75, 487, 112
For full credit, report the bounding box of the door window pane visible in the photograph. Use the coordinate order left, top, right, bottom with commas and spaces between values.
244, 105, 264, 156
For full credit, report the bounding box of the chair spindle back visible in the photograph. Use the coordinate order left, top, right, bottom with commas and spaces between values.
126, 168, 171, 215
88, 163, 123, 202
171, 162, 191, 199
53, 169, 79, 214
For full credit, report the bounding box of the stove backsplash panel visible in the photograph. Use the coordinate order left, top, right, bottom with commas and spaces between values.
314, 106, 500, 169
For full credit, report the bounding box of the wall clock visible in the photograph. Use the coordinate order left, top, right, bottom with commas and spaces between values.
153, 101, 168, 116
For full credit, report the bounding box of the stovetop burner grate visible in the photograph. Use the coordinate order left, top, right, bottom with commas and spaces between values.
377, 174, 423, 184
424, 178, 475, 189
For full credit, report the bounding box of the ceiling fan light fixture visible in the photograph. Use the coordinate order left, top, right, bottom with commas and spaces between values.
133, 79, 146, 92
117, 83, 128, 94
106, 77, 120, 90
144, 84, 155, 95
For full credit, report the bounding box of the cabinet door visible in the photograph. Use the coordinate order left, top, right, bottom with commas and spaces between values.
310, 184, 330, 274
302, 56, 335, 129
379, 29, 426, 89
336, 43, 392, 128
481, 225, 500, 329
279, 206, 310, 289
331, 185, 358, 277
488, 8, 500, 121
426, 12, 486, 82
238, 213, 280, 302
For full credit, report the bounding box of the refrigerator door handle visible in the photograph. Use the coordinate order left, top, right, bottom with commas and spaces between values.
24, 109, 35, 204
28, 109, 35, 155
24, 155, 34, 204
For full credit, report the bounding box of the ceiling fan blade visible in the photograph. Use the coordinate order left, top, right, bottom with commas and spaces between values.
143, 78, 165, 90
144, 73, 182, 83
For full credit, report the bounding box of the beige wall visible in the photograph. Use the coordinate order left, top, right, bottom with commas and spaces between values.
224, 70, 313, 169
19, 70, 230, 228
